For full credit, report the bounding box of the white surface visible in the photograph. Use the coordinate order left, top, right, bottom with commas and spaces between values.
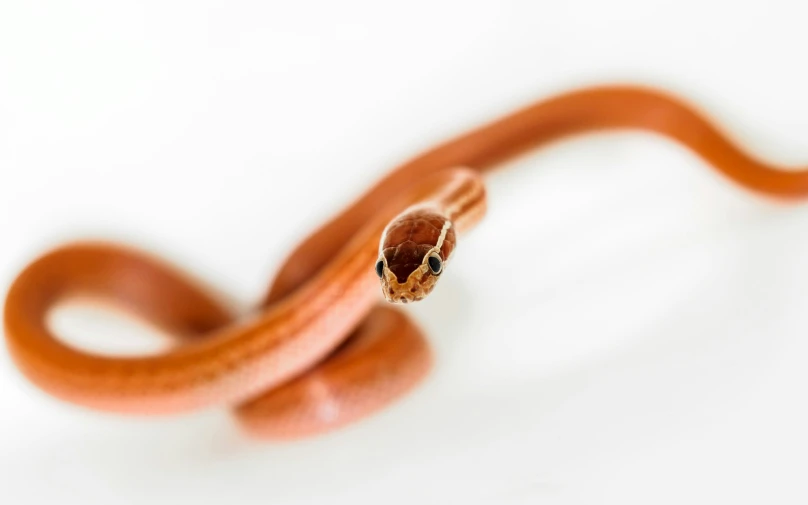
2, 1, 808, 503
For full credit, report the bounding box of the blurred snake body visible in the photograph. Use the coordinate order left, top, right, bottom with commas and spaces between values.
4, 86, 808, 439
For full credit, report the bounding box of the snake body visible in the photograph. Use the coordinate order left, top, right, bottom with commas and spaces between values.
4, 85, 808, 439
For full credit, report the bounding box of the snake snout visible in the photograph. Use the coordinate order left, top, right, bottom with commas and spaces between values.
380, 279, 427, 304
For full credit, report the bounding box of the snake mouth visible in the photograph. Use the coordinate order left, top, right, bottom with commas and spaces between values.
386, 292, 423, 304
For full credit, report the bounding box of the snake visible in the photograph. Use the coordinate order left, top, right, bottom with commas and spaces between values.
4, 85, 808, 439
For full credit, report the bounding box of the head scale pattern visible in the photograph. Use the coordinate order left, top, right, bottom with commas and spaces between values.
376, 207, 455, 303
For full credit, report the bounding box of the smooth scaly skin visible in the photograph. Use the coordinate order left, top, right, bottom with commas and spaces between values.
4, 85, 808, 439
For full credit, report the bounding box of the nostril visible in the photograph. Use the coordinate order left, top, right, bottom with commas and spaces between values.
400, 297, 408, 303
389, 288, 394, 295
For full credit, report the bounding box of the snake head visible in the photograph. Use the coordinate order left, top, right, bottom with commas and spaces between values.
375, 207, 456, 303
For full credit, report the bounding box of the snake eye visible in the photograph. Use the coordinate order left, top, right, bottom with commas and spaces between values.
427, 254, 442, 275
375, 259, 385, 278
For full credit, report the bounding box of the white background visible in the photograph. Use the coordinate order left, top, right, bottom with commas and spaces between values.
2, 1, 808, 503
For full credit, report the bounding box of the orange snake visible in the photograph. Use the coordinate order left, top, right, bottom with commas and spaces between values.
4, 85, 808, 439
